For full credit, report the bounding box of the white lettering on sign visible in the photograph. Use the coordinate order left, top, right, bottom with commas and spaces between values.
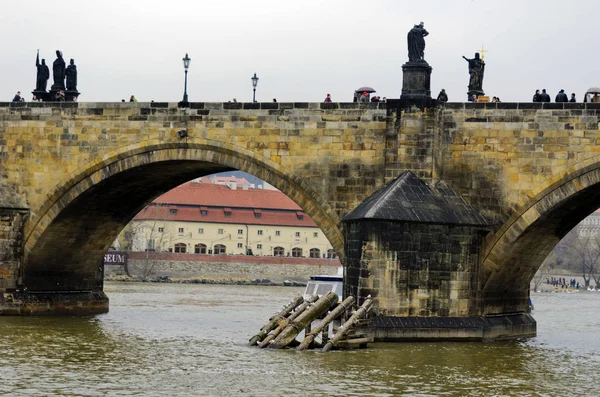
103, 252, 128, 265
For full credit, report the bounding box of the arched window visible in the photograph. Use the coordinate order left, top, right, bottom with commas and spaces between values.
195, 243, 207, 254
292, 247, 303, 258
174, 243, 187, 253
309, 248, 320, 258
214, 244, 226, 254
327, 249, 337, 259
273, 246, 285, 257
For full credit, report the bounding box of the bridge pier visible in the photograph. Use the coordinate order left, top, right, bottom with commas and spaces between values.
343, 171, 536, 341
0, 291, 109, 315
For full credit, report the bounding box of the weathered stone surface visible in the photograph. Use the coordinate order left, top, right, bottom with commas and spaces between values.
1, 101, 600, 333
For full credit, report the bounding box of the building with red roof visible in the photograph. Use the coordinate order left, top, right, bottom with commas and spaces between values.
127, 181, 337, 259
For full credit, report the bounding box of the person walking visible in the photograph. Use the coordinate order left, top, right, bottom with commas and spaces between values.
532, 89, 541, 102
569, 93, 576, 102
555, 89, 568, 102
359, 92, 367, 102
540, 89, 551, 102
323, 93, 332, 103
12, 91, 23, 102
129, 95, 137, 102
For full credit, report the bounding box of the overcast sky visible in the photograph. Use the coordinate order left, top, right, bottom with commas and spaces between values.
2, 0, 598, 103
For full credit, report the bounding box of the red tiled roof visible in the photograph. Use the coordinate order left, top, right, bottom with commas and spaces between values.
133, 181, 317, 227
152, 181, 302, 211
135, 204, 318, 227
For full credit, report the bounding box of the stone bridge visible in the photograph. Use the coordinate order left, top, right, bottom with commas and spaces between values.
2, 100, 600, 340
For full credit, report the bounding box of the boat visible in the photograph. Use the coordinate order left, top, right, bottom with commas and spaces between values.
303, 268, 343, 302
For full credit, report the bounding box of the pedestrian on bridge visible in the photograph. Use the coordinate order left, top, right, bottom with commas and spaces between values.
555, 89, 568, 102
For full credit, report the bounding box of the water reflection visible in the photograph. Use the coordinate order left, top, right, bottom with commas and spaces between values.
1, 284, 599, 396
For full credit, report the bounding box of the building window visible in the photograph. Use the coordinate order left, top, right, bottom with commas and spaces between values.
327, 249, 337, 259
295, 232, 300, 237
257, 244, 262, 249
174, 243, 187, 253
146, 239, 155, 252
255, 213, 262, 219
214, 244, 226, 254
313, 232, 318, 238
198, 228, 204, 234
170, 209, 177, 214
237, 243, 243, 248
257, 230, 263, 235
309, 248, 321, 258
275, 231, 280, 236
292, 247, 303, 257
273, 246, 285, 256
218, 229, 224, 234
158, 227, 164, 233
224, 208, 232, 218
238, 229, 243, 235
178, 227, 184, 233
195, 243, 207, 254
201, 210, 208, 216
296, 211, 304, 220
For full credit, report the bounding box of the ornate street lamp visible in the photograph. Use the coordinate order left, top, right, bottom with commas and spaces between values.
251, 73, 259, 103
181, 53, 191, 105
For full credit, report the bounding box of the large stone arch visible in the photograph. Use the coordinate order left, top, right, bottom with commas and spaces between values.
482, 155, 600, 314
23, 139, 343, 292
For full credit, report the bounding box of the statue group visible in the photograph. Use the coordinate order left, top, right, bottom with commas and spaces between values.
402, 22, 486, 102
33, 49, 79, 101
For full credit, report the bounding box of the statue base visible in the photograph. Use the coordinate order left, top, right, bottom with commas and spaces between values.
467, 89, 485, 101
401, 61, 432, 105
31, 90, 51, 102
66, 90, 80, 102
48, 88, 79, 102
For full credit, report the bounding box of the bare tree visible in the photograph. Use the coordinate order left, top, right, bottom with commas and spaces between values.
560, 227, 600, 288
128, 203, 174, 279
533, 258, 554, 292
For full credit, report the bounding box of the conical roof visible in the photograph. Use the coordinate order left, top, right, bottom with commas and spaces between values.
342, 171, 490, 226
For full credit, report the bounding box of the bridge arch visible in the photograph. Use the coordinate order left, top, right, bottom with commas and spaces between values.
482, 155, 600, 314
23, 138, 343, 292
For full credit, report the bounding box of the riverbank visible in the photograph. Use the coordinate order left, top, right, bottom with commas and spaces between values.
104, 251, 341, 284
104, 274, 307, 287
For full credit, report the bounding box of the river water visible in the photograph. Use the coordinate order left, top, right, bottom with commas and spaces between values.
1, 283, 599, 397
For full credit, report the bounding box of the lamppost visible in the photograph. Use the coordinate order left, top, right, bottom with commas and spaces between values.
181, 53, 191, 106
251, 73, 259, 103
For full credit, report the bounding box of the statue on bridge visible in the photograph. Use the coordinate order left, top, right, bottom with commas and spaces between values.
407, 22, 429, 63
66, 59, 77, 91
51, 50, 66, 91
34, 50, 50, 92
462, 52, 485, 98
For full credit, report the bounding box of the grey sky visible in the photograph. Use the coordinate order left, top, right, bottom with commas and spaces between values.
1, 0, 598, 103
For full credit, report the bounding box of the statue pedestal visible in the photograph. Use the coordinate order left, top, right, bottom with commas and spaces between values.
467, 89, 485, 101
66, 90, 80, 102
401, 61, 432, 104
31, 90, 51, 102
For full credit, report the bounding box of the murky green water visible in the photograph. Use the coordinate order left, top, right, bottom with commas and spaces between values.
1, 283, 599, 396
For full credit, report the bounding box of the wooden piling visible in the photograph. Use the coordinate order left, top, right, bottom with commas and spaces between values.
297, 296, 355, 351
258, 295, 318, 348
322, 298, 372, 352
268, 292, 339, 349
249, 295, 303, 346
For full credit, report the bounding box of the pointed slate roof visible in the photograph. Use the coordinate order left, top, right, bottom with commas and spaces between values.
342, 171, 491, 226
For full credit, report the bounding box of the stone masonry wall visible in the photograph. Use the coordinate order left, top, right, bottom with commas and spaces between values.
345, 220, 488, 317
104, 252, 341, 283
0, 209, 27, 291
437, 102, 600, 224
